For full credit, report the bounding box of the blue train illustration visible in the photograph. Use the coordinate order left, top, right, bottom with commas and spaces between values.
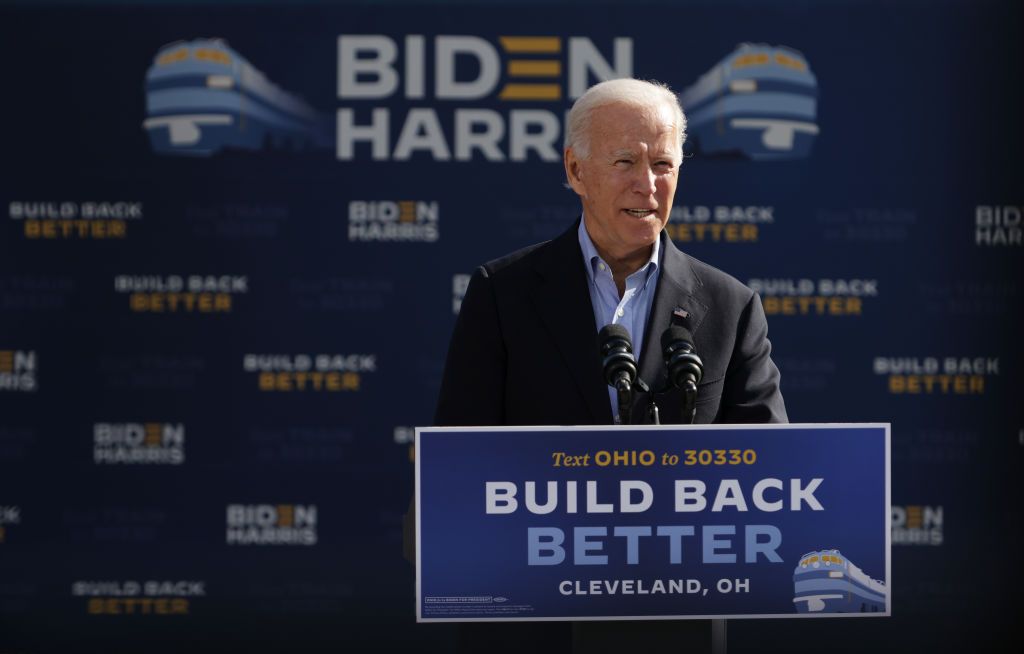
679, 43, 819, 160
143, 39, 332, 156
793, 549, 886, 613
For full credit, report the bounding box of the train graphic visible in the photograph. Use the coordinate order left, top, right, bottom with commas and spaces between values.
679, 43, 819, 161
143, 39, 332, 156
793, 549, 887, 613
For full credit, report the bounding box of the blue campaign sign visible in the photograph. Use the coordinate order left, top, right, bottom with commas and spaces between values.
416, 424, 890, 622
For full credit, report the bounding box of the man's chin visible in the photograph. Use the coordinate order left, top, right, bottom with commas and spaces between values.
624, 219, 666, 242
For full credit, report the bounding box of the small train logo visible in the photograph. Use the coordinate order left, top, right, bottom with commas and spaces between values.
793, 549, 886, 613
143, 39, 332, 156
679, 43, 819, 161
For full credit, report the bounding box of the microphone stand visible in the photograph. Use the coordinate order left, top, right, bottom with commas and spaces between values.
615, 379, 661, 426
682, 379, 697, 425
634, 378, 659, 425
614, 379, 633, 425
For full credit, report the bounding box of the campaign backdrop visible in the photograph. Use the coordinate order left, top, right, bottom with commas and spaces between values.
0, 0, 1021, 652
417, 424, 889, 621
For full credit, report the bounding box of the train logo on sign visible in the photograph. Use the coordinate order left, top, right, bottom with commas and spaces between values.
792, 549, 886, 613
143, 39, 332, 156
679, 43, 819, 161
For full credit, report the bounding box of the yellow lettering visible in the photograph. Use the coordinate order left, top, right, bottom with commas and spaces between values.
83, 597, 188, 615
969, 375, 984, 394
325, 372, 341, 390
23, 219, 126, 239
341, 372, 360, 390
258, 372, 275, 391
277, 504, 294, 527
891, 374, 986, 394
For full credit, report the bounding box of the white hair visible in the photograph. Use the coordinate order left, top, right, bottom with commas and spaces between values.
564, 78, 687, 159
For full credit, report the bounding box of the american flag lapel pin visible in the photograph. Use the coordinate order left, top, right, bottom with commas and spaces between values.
673, 306, 689, 320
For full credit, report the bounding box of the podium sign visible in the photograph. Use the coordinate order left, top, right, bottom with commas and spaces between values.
416, 423, 890, 622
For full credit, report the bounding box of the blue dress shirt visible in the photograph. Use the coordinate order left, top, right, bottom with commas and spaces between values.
577, 216, 662, 422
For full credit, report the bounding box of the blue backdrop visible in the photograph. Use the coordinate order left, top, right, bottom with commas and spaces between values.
0, 1, 1020, 652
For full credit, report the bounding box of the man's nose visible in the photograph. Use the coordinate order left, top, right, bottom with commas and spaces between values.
633, 166, 657, 194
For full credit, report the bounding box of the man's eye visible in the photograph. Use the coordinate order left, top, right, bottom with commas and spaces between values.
616, 159, 632, 166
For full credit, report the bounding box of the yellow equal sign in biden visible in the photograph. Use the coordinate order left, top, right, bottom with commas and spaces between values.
499, 37, 562, 100
276, 504, 295, 527
144, 423, 163, 447
905, 505, 923, 529
399, 201, 417, 223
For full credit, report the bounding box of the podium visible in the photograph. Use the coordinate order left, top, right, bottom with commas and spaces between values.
415, 423, 890, 630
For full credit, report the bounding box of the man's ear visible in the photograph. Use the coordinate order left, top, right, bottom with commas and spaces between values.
564, 147, 586, 196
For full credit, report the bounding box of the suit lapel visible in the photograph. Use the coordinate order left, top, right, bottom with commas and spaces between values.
637, 233, 709, 390
532, 223, 612, 424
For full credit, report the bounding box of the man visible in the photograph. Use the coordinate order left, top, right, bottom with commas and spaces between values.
435, 78, 786, 428
427, 80, 785, 651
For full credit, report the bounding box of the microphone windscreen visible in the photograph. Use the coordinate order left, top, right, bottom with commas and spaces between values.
599, 323, 632, 347
661, 324, 694, 352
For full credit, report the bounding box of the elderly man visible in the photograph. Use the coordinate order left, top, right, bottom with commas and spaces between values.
435, 78, 786, 428
424, 78, 785, 653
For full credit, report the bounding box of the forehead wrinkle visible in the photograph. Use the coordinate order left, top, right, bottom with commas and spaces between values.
609, 147, 638, 159
587, 103, 682, 161
654, 146, 681, 162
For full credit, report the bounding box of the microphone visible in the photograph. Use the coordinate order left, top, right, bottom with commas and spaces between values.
599, 324, 637, 424
661, 325, 704, 423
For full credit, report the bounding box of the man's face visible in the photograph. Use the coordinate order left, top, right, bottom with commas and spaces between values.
565, 101, 681, 264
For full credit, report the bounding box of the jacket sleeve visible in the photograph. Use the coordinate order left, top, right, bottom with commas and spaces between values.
433, 266, 508, 426
719, 290, 788, 424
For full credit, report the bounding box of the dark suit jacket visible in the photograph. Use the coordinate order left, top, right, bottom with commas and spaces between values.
423, 221, 784, 652
435, 221, 787, 426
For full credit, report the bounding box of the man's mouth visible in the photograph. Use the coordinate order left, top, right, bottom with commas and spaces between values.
623, 208, 657, 218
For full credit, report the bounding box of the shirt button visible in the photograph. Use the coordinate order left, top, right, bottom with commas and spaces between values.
598, 263, 606, 271
616, 308, 624, 317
